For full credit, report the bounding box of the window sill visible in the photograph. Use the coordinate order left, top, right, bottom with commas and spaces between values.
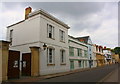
60, 40, 65, 43
70, 55, 74, 56
60, 63, 66, 65
47, 37, 55, 40
47, 64, 55, 66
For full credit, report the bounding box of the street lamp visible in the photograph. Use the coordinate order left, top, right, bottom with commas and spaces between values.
43, 43, 47, 50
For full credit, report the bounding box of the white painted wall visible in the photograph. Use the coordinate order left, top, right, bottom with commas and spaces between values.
92, 45, 97, 67
103, 50, 111, 55
7, 14, 40, 46
39, 43, 69, 75
39, 15, 68, 47
39, 14, 69, 75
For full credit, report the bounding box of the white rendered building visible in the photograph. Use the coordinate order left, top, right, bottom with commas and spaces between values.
103, 48, 112, 64
6, 7, 70, 75
68, 35, 89, 70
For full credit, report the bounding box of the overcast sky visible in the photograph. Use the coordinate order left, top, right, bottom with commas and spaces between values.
0, 2, 118, 48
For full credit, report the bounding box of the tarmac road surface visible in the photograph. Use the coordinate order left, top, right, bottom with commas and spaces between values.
38, 64, 118, 82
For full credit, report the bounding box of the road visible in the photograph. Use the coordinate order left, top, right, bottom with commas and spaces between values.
38, 64, 118, 82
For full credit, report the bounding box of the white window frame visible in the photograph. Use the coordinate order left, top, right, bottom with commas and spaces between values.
10, 29, 13, 45
78, 48, 82, 57
47, 47, 55, 64
59, 29, 65, 42
69, 46, 74, 56
60, 49, 66, 64
47, 24, 54, 39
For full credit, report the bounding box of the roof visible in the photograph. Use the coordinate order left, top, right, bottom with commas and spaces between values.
68, 35, 76, 40
7, 20, 25, 28
7, 9, 70, 29
68, 35, 88, 48
75, 36, 90, 44
0, 40, 10, 43
29, 9, 70, 29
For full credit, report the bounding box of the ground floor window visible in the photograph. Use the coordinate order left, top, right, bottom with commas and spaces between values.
78, 61, 82, 67
60, 49, 66, 64
91, 60, 93, 66
47, 47, 55, 64
85, 60, 87, 67
70, 61, 74, 70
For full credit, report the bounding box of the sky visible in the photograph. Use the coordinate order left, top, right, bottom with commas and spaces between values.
0, 1, 119, 48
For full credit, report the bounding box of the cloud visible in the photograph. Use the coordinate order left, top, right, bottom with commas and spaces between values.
91, 18, 118, 48
3, 2, 105, 17
0, 2, 118, 48
67, 2, 118, 48
0, 3, 24, 40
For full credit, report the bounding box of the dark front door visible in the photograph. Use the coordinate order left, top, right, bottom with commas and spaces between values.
22, 53, 31, 76
8, 50, 20, 79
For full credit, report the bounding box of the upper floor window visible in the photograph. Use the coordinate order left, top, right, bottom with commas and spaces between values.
47, 47, 55, 64
59, 30, 65, 42
60, 49, 66, 64
69, 46, 74, 56
99, 48, 101, 52
96, 47, 98, 52
47, 24, 54, 39
89, 48, 91, 51
77, 48, 82, 57
10, 29, 13, 45
84, 50, 88, 57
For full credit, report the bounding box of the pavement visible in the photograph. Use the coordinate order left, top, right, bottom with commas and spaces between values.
2, 64, 118, 83
4, 67, 94, 82
100, 64, 119, 83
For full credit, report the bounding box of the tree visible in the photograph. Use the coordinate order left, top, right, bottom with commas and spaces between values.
114, 47, 120, 58
111, 49, 114, 52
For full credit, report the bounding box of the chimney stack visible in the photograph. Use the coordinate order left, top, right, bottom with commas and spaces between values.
104, 46, 106, 49
25, 7, 32, 19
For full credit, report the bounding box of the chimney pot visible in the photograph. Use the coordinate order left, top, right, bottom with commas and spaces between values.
25, 7, 32, 19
